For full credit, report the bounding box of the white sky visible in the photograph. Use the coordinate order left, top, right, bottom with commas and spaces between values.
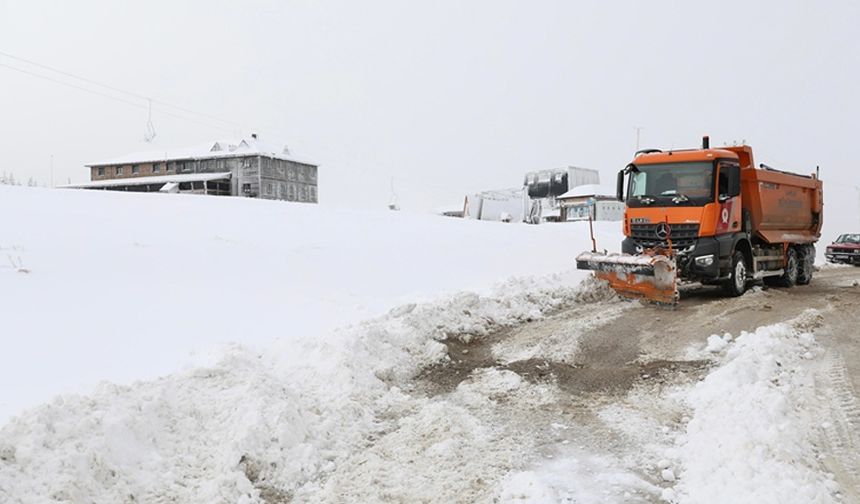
1, 0, 859, 219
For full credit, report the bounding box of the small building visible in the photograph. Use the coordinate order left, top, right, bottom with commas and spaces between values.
67, 135, 319, 203
523, 166, 600, 223
557, 184, 625, 222
463, 188, 528, 222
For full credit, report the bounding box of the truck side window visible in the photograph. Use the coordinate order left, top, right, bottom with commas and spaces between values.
719, 164, 740, 199
718, 170, 729, 197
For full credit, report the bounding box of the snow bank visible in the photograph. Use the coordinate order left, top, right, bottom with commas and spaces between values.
498, 453, 660, 503
0, 269, 601, 503
669, 316, 838, 504
0, 185, 622, 421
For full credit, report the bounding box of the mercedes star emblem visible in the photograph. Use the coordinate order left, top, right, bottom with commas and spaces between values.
655, 222, 670, 240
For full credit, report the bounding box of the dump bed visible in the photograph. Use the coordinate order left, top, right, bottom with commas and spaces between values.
741, 164, 823, 244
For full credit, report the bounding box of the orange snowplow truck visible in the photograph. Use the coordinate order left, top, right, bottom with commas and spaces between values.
577, 136, 823, 304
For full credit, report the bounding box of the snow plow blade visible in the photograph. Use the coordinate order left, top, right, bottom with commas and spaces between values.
576, 252, 679, 305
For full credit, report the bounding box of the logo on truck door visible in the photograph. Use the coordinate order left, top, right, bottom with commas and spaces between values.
716, 199, 735, 235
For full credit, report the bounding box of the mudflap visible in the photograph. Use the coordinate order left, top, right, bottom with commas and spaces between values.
576, 251, 679, 305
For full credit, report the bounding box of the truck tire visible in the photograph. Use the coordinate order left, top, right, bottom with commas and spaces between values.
797, 245, 814, 285
722, 251, 747, 297
769, 247, 798, 288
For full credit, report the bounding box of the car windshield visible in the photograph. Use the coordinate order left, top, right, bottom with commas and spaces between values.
836, 234, 860, 244
628, 162, 714, 202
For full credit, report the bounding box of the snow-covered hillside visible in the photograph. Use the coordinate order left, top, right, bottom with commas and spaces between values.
0, 185, 620, 421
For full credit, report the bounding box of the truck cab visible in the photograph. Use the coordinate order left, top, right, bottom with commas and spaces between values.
620, 145, 743, 285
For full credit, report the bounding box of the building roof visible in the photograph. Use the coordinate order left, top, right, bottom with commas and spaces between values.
86, 136, 314, 167
557, 184, 616, 199
63, 172, 232, 189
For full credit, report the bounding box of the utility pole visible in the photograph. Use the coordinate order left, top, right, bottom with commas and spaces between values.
856, 186, 860, 229
634, 126, 644, 151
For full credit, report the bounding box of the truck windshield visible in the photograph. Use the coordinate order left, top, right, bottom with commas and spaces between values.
836, 234, 860, 244
628, 161, 714, 205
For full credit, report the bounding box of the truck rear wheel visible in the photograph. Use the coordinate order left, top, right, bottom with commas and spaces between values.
722, 251, 747, 297
768, 247, 798, 288
796, 245, 814, 285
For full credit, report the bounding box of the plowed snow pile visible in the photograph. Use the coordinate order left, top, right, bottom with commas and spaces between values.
0, 270, 602, 503
667, 313, 838, 503
494, 311, 841, 504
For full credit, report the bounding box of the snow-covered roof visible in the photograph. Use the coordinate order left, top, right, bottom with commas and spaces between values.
87, 136, 314, 167
62, 172, 231, 189
557, 184, 616, 199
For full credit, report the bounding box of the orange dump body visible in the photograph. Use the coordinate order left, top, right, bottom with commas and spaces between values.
721, 146, 823, 244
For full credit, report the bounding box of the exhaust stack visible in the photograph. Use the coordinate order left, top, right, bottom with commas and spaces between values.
702, 135, 710, 149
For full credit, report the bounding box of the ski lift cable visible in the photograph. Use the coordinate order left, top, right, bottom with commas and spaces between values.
0, 49, 240, 128
0, 61, 236, 133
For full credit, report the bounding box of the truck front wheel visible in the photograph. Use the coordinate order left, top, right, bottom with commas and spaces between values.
723, 251, 748, 297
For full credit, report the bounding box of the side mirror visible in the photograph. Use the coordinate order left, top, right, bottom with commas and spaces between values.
617, 163, 637, 202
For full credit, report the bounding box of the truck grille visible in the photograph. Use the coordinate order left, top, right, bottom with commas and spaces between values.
630, 223, 700, 251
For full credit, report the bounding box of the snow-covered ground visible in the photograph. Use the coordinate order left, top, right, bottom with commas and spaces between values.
1, 185, 854, 503
0, 185, 620, 421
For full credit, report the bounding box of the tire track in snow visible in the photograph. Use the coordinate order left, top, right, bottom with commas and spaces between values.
819, 352, 860, 498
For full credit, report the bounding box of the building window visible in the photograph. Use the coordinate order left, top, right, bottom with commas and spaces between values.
115, 166, 123, 176
132, 165, 140, 175
97, 167, 105, 177
242, 183, 252, 195
153, 163, 161, 173
310, 186, 317, 202
266, 183, 273, 195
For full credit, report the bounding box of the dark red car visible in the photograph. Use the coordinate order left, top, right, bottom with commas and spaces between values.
825, 233, 860, 265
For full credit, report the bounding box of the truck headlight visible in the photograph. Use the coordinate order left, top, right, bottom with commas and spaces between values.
695, 254, 714, 267
826, 247, 833, 254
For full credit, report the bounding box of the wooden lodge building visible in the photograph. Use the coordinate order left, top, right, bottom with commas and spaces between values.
68, 135, 319, 203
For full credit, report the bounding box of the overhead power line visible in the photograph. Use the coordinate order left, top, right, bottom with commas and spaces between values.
0, 50, 242, 134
